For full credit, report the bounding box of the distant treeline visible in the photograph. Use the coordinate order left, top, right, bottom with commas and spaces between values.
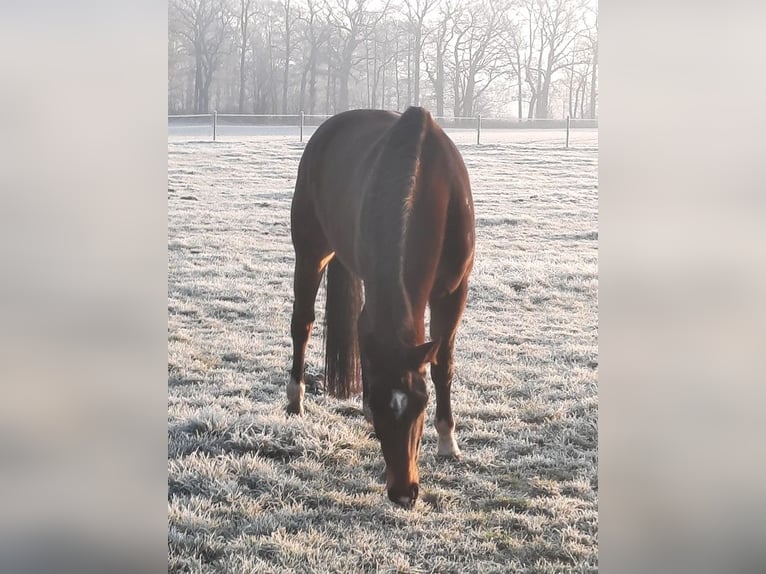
169, 0, 598, 120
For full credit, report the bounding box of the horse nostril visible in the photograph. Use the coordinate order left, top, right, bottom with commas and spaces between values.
410, 483, 419, 501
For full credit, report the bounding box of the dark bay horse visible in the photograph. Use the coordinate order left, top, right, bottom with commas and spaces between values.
287, 107, 474, 508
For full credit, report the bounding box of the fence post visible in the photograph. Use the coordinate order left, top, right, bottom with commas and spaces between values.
212, 110, 217, 141
476, 114, 482, 145
300, 110, 304, 142
566, 115, 570, 149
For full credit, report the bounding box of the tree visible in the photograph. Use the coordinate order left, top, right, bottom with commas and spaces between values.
499, 5, 528, 119
171, 0, 232, 113
403, 0, 436, 107
423, 0, 457, 117
449, 0, 507, 118
324, 0, 390, 111
279, 0, 295, 114
236, 0, 254, 113
168, 0, 598, 118
521, 0, 588, 118
296, 0, 327, 114
585, 9, 597, 118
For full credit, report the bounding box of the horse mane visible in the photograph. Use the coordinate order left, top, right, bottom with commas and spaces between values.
367, 106, 430, 345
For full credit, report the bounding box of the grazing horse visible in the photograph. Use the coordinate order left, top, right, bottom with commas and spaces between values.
287, 107, 474, 508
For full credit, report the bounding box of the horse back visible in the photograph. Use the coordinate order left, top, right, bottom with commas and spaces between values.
292, 110, 398, 272
292, 108, 474, 322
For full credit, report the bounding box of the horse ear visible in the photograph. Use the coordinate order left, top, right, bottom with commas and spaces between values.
408, 340, 440, 369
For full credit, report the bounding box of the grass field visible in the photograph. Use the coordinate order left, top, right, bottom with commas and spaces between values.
168, 129, 598, 573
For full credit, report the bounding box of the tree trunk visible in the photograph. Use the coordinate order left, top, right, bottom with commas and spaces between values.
530, 35, 544, 118
453, 78, 461, 119
308, 50, 317, 115
413, 31, 421, 106
282, 1, 291, 115
452, 39, 461, 118
186, 74, 194, 113
332, 67, 338, 113
338, 68, 349, 111
537, 76, 550, 119
567, 59, 575, 118
394, 38, 400, 110
381, 59, 386, 108
527, 92, 536, 119
371, 40, 379, 107
239, 53, 247, 113
238, 2, 249, 114
462, 74, 475, 118
516, 53, 522, 120
589, 43, 598, 118
435, 46, 444, 117
338, 40, 354, 111
194, 41, 203, 113
365, 39, 371, 107
573, 80, 580, 119
325, 60, 331, 114
406, 38, 411, 106
252, 46, 260, 114
299, 66, 308, 112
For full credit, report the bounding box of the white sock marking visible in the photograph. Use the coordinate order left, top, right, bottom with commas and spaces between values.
390, 390, 408, 418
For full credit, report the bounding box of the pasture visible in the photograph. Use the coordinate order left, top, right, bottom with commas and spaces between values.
168, 128, 598, 573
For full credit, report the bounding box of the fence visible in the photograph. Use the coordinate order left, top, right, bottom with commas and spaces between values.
168, 112, 597, 147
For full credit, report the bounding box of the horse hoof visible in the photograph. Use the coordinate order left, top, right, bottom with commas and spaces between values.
285, 403, 304, 416
437, 441, 462, 459
437, 431, 461, 458
437, 450, 462, 460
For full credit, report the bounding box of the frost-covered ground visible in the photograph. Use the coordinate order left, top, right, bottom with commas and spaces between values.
168, 128, 598, 573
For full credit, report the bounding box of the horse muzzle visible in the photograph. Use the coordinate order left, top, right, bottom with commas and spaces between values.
388, 482, 419, 508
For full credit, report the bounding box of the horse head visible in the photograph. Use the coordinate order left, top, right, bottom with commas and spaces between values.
363, 336, 440, 508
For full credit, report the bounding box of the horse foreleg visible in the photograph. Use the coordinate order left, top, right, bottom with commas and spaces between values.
287, 254, 330, 415
429, 277, 468, 457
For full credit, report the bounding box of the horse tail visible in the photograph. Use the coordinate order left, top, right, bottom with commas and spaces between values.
323, 257, 362, 398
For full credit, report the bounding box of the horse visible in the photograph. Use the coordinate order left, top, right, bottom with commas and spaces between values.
286, 107, 474, 508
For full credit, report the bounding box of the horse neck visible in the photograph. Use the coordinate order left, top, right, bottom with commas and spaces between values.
366, 172, 420, 347
367, 281, 417, 347
364, 106, 429, 348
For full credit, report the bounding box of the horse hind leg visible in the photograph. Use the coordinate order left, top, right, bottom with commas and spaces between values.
357, 305, 374, 424
287, 251, 332, 415
429, 277, 469, 457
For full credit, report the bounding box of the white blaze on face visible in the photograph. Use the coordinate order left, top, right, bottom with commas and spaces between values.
390, 390, 408, 419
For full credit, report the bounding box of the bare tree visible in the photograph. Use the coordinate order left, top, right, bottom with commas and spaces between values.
296, 0, 327, 114
565, 49, 590, 118
279, 0, 295, 114
250, 2, 281, 114
423, 0, 457, 117
521, 0, 588, 118
324, 0, 390, 111
449, 0, 507, 118
236, 0, 254, 112
499, 6, 528, 119
402, 0, 436, 107
368, 20, 398, 109
585, 9, 597, 118
172, 0, 232, 113
168, 0, 598, 118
